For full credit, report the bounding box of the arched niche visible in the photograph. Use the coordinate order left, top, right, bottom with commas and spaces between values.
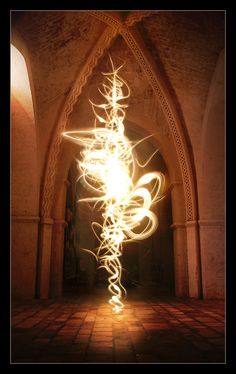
198, 49, 225, 298
11, 43, 39, 299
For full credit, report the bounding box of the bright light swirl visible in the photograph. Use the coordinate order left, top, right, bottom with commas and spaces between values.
63, 58, 165, 313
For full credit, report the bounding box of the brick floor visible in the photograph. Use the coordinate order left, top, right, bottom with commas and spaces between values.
11, 289, 225, 363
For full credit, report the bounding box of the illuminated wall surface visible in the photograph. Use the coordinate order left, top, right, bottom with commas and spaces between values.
63, 59, 166, 312
11, 44, 34, 120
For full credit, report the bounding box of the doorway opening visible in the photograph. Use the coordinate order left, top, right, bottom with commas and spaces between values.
62, 141, 174, 298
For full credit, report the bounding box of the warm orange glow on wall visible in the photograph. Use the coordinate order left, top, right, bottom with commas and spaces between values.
11, 44, 34, 120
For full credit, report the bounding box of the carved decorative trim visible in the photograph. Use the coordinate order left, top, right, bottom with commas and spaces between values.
40, 26, 117, 218
86, 11, 121, 30
120, 26, 196, 221
125, 11, 154, 27
87, 11, 154, 29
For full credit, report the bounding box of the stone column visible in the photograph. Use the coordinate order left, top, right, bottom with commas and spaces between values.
186, 220, 202, 298
170, 181, 189, 297
171, 222, 188, 297
37, 217, 54, 299
50, 178, 70, 298
199, 220, 225, 298
53, 178, 70, 218
12, 215, 40, 299
50, 219, 67, 298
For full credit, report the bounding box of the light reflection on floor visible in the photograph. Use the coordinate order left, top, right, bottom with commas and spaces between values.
12, 288, 225, 363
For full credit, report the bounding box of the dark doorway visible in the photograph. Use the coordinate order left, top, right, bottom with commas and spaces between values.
63, 140, 174, 298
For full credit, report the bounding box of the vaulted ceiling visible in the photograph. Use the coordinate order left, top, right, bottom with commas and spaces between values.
11, 10, 225, 181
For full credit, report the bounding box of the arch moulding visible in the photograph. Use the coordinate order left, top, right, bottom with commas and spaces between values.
39, 12, 201, 298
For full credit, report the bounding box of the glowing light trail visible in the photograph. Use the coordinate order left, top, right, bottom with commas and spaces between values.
63, 58, 165, 313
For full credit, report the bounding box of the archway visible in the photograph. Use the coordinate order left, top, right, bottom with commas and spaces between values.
198, 49, 225, 298
49, 121, 187, 299
38, 24, 200, 299
11, 43, 39, 299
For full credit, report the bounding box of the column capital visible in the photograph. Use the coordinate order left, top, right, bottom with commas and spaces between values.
185, 220, 198, 228
40, 217, 54, 225
170, 222, 186, 230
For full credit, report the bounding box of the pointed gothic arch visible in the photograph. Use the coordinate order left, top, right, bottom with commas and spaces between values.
38, 14, 201, 299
